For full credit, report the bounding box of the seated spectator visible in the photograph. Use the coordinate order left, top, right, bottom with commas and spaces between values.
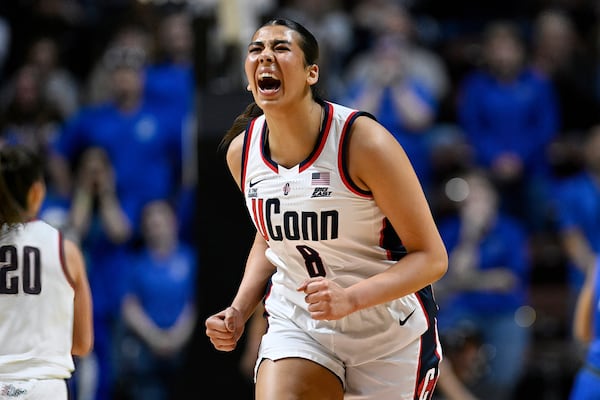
551, 125, 600, 310
66, 146, 132, 400
435, 168, 532, 400
118, 199, 197, 400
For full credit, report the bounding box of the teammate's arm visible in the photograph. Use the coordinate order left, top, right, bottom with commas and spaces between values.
64, 238, 94, 356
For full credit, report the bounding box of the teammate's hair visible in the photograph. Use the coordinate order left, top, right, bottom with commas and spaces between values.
220, 18, 321, 151
0, 146, 43, 225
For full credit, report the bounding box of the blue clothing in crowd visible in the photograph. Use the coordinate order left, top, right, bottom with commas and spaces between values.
458, 67, 559, 177
437, 212, 530, 396
552, 171, 600, 291
341, 79, 438, 186
144, 62, 196, 123
53, 101, 183, 230
569, 259, 600, 400
437, 214, 530, 319
127, 243, 197, 329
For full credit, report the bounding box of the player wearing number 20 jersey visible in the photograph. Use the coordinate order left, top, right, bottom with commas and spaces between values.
0, 220, 75, 381
241, 99, 442, 396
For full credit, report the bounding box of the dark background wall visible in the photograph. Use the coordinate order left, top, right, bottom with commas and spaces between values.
181, 90, 257, 398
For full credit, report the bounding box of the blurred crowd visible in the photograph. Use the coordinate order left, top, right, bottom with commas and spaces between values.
2, 0, 600, 399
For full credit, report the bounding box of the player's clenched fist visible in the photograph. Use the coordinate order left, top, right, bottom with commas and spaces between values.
297, 277, 356, 321
205, 306, 245, 352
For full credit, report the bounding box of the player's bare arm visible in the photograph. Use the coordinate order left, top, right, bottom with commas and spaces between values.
342, 115, 447, 311
64, 238, 93, 356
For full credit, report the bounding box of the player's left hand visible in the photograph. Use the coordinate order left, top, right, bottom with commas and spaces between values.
297, 277, 355, 320
205, 306, 245, 351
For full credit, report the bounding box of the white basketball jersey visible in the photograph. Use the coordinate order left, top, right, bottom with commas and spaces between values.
242, 100, 438, 354
0, 220, 75, 380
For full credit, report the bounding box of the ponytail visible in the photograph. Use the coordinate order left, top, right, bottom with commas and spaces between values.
219, 101, 264, 152
0, 146, 42, 225
0, 150, 22, 225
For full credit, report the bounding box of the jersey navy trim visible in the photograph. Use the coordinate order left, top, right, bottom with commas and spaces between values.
241, 118, 258, 189
259, 122, 278, 172
412, 285, 442, 400
299, 99, 333, 172
380, 218, 408, 261
338, 111, 375, 197
257, 100, 334, 172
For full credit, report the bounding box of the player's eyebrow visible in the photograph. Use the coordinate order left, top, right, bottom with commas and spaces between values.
248, 39, 292, 48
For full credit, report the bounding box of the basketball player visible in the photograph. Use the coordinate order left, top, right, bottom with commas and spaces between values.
569, 259, 600, 399
0, 145, 93, 399
205, 18, 448, 400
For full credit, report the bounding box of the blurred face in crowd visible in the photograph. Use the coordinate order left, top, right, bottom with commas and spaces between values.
460, 172, 498, 229
484, 25, 524, 80
141, 200, 177, 251
14, 65, 42, 111
110, 66, 144, 106
585, 126, 600, 173
159, 13, 193, 60
533, 10, 575, 66
28, 37, 58, 72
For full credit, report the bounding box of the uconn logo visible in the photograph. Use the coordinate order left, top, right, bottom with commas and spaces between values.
250, 198, 339, 242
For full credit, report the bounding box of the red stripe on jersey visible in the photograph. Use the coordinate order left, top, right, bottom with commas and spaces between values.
252, 198, 269, 241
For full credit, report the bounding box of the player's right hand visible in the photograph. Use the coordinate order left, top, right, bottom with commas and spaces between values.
205, 306, 245, 352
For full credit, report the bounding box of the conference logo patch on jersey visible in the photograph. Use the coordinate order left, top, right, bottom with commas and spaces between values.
311, 187, 332, 198
248, 187, 258, 198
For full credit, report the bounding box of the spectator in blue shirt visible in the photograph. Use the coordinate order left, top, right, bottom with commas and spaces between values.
552, 126, 600, 310
66, 146, 132, 400
435, 168, 531, 400
52, 44, 184, 236
118, 199, 197, 400
340, 32, 439, 187
457, 21, 560, 230
569, 259, 600, 400
143, 9, 197, 244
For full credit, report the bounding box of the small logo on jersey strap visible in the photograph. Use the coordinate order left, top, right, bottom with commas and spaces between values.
311, 187, 332, 198
311, 172, 330, 186
249, 177, 267, 188
399, 309, 416, 326
283, 182, 291, 196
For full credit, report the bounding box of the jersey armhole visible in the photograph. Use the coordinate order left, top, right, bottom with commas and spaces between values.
338, 111, 376, 197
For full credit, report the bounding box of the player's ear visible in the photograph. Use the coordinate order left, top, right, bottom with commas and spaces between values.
307, 64, 319, 86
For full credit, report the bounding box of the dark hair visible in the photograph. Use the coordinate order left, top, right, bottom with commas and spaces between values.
0, 146, 44, 224
220, 18, 320, 151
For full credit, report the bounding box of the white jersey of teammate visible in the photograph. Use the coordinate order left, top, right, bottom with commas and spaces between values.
241, 100, 440, 373
0, 220, 75, 380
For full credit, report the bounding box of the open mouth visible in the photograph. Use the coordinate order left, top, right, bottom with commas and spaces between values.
258, 75, 281, 93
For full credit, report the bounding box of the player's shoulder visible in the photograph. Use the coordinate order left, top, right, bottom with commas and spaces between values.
26, 219, 59, 235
